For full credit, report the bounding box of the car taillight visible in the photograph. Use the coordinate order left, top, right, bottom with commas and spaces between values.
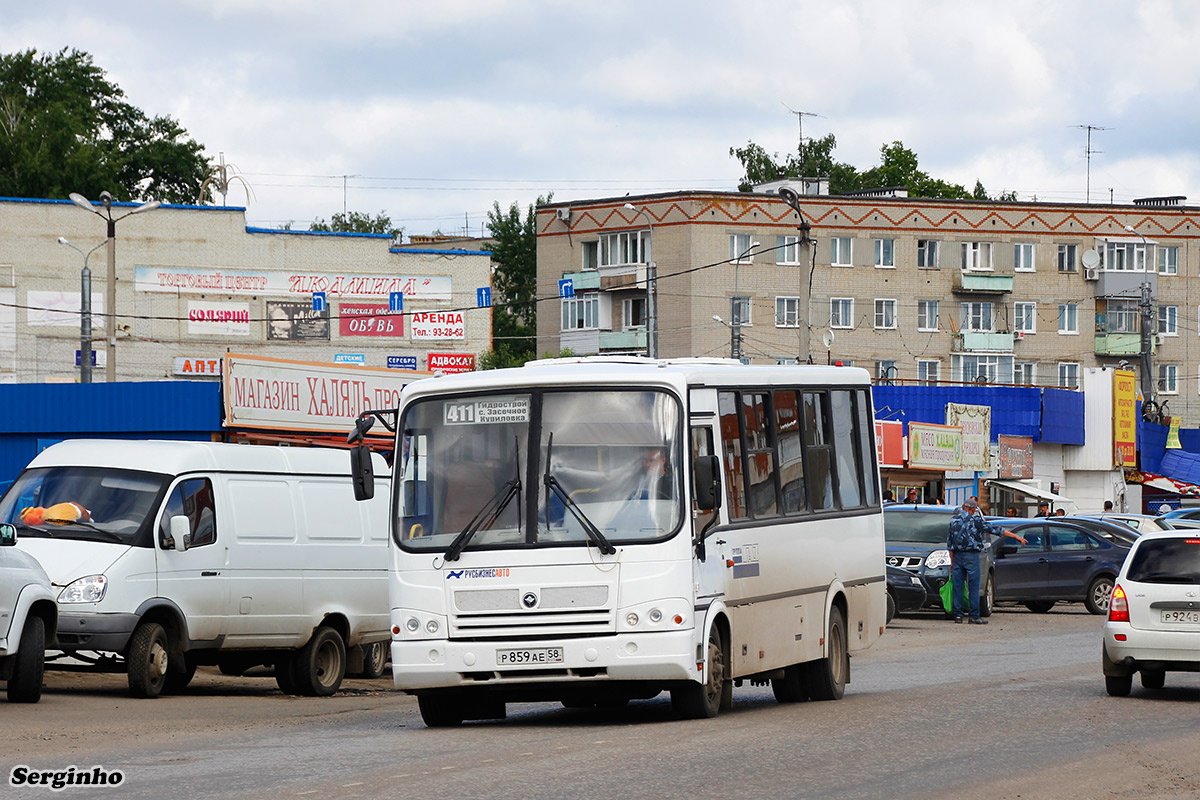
1108, 583, 1129, 623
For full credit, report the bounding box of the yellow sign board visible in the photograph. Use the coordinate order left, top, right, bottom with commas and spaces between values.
1113, 370, 1137, 467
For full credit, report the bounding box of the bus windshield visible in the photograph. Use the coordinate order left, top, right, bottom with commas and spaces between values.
396, 389, 682, 552
0, 466, 169, 547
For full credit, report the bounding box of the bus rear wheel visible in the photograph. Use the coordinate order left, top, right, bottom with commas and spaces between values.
805, 606, 848, 701
671, 626, 727, 719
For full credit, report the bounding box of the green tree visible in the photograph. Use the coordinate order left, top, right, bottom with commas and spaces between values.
484, 195, 549, 365
309, 210, 401, 238
0, 48, 208, 204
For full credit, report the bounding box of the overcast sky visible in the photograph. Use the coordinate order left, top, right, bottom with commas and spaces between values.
4, 0, 1198, 237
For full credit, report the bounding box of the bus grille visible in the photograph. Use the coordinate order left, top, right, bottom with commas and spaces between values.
451, 584, 613, 637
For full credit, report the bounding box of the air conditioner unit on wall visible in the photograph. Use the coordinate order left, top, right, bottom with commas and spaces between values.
555, 208, 572, 223
1084, 267, 1099, 281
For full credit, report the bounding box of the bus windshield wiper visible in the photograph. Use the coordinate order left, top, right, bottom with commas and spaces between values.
542, 433, 616, 555
445, 437, 522, 562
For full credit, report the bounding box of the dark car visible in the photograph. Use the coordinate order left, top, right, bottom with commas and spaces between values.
883, 505, 999, 617
992, 519, 1131, 615
886, 564, 927, 623
1058, 516, 1140, 546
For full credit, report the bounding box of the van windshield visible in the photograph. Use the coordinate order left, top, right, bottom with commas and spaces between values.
0, 467, 169, 547
396, 389, 683, 553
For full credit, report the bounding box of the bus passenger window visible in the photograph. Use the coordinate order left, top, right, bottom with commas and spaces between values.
803, 392, 835, 510
774, 390, 806, 514
742, 393, 778, 517
830, 390, 863, 509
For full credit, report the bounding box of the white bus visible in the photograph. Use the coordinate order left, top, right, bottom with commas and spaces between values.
349, 357, 885, 725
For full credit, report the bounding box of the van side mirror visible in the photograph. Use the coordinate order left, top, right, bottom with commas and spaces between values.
169, 515, 190, 552
350, 445, 375, 501
0, 523, 16, 546
693, 455, 722, 512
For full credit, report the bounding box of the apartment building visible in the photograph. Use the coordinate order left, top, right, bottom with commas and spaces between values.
536, 188, 1200, 424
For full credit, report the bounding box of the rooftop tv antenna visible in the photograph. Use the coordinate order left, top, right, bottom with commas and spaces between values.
1074, 124, 1109, 204
782, 103, 824, 150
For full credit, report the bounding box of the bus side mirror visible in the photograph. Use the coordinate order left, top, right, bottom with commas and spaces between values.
693, 455, 722, 512
351, 445, 375, 501
0, 523, 16, 546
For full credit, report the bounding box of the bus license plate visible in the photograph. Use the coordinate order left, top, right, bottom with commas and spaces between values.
1161, 610, 1200, 624
496, 647, 564, 665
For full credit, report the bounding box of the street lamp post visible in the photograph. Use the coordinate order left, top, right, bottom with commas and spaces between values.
623, 203, 657, 358
69, 191, 161, 381
731, 241, 760, 361
56, 237, 107, 383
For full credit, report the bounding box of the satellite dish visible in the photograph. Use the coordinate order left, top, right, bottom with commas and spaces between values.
1081, 249, 1100, 269
821, 329, 835, 349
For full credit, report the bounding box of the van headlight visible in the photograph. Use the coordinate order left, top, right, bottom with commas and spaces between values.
924, 550, 951, 570
58, 574, 107, 604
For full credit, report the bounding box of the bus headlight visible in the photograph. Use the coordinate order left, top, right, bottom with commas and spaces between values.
405, 618, 420, 632
619, 599, 691, 631
58, 574, 107, 604
925, 549, 951, 570
395, 610, 448, 640
648, 608, 663, 624
626, 612, 640, 627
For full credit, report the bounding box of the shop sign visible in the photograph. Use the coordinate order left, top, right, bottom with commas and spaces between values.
135, 267, 452, 301
998, 435, 1034, 479
174, 357, 222, 377
411, 311, 465, 340
339, 303, 403, 337
1113, 369, 1137, 467
187, 301, 250, 336
267, 301, 330, 341
907, 422, 963, 470
428, 353, 475, 373
945, 403, 991, 471
387, 356, 418, 370
875, 419, 904, 468
223, 352, 430, 434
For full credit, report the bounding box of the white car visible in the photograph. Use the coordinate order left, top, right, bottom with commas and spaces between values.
1102, 531, 1200, 696
0, 523, 57, 703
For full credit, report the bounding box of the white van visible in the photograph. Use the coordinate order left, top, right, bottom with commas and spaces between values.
0, 440, 390, 698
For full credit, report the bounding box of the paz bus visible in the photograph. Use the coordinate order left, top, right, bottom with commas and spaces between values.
348, 357, 886, 726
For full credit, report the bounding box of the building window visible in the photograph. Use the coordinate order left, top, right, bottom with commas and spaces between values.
731, 295, 751, 326
582, 241, 599, 270
961, 242, 993, 271
1057, 244, 1078, 273
917, 359, 940, 385
960, 302, 994, 333
917, 300, 939, 331
1014, 243, 1035, 272
775, 296, 801, 328
1058, 303, 1078, 334
1105, 300, 1139, 333
1014, 302, 1037, 334
917, 240, 939, 269
599, 230, 649, 268
1058, 362, 1080, 388
874, 239, 895, 268
954, 354, 1010, 384
1158, 364, 1178, 394
830, 237, 852, 267
1159, 245, 1180, 275
874, 299, 897, 329
1015, 362, 1037, 386
1159, 305, 1178, 336
622, 297, 646, 329
876, 360, 898, 381
777, 235, 803, 265
561, 293, 600, 330
729, 234, 755, 263
1102, 241, 1149, 271
830, 298, 854, 329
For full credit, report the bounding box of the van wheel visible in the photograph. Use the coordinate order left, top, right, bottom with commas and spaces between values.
360, 642, 387, 679
274, 657, 298, 694
7, 615, 46, 703
806, 606, 848, 701
292, 627, 346, 697
164, 655, 197, 694
127, 622, 170, 699
671, 626, 727, 719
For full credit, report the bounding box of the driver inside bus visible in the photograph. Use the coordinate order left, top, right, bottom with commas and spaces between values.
628, 446, 673, 502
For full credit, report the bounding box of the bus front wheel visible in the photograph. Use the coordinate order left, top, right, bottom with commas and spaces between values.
418, 693, 466, 727
671, 625, 728, 719
805, 606, 848, 701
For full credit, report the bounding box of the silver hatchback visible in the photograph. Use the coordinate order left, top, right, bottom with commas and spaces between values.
1102, 532, 1200, 696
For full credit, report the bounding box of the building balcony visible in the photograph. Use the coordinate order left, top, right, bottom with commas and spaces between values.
1094, 332, 1151, 357
951, 332, 1014, 353
1094, 270, 1156, 299
561, 270, 601, 291
599, 328, 647, 352
951, 272, 1014, 295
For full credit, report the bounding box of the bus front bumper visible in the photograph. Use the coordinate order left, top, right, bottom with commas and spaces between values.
391, 628, 699, 691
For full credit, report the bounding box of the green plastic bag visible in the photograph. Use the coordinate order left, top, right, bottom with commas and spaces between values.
939, 577, 970, 615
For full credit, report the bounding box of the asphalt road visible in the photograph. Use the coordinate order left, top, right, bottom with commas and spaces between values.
6, 605, 1200, 800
